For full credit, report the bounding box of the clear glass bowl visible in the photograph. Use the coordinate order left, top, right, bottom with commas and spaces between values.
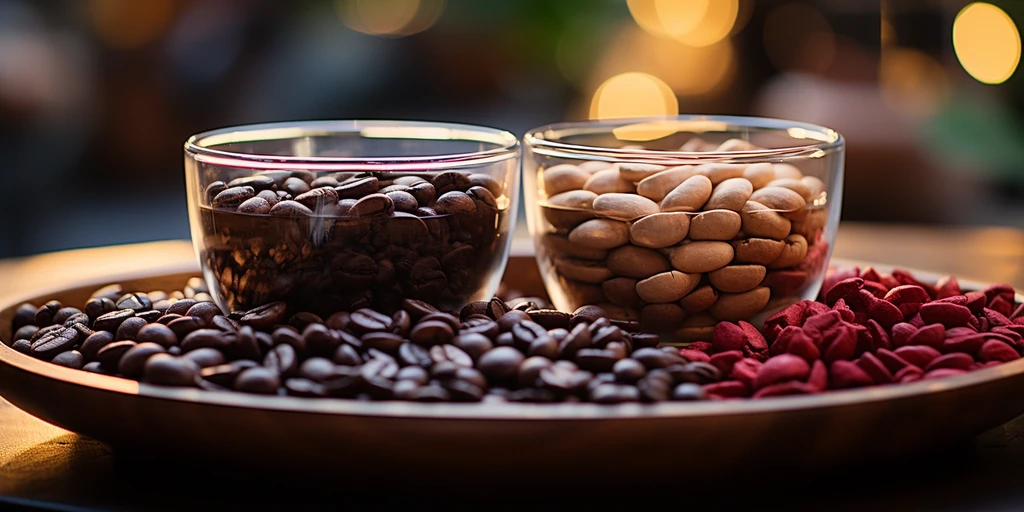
184, 120, 520, 316
523, 115, 844, 342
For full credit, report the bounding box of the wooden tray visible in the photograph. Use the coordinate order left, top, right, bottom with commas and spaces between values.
1, 256, 1022, 483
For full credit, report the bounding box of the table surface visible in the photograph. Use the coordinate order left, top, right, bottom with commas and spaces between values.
3, 222, 1024, 510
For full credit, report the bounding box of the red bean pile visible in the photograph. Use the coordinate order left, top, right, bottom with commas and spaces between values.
679, 267, 1024, 399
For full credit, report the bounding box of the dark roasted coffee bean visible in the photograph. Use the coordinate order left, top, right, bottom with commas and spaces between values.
386, 191, 418, 213
311, 175, 340, 188
135, 310, 162, 323
362, 356, 399, 380
415, 206, 437, 217
12, 303, 37, 331
571, 305, 608, 326
234, 367, 281, 394
431, 361, 459, 379
469, 173, 503, 197
82, 361, 109, 374
611, 319, 641, 332
638, 376, 671, 402
461, 301, 490, 320
390, 310, 411, 337
263, 344, 298, 377
30, 324, 62, 342
673, 383, 707, 401
631, 332, 660, 349
511, 299, 537, 312
453, 333, 493, 360
135, 323, 177, 348
157, 313, 182, 325
168, 316, 204, 339
282, 177, 310, 196
467, 186, 497, 209
402, 299, 439, 320
273, 326, 307, 355
12, 339, 32, 354
460, 318, 499, 340
304, 324, 340, 356
430, 344, 473, 368
298, 357, 336, 382
575, 349, 618, 373
591, 383, 640, 404
528, 309, 571, 330
434, 191, 476, 214
186, 302, 221, 324
671, 362, 721, 384
52, 307, 82, 325
270, 200, 313, 216
497, 310, 530, 332
442, 379, 484, 402
232, 325, 262, 361
90, 284, 124, 302
333, 343, 362, 366
240, 302, 286, 329
362, 332, 405, 354
182, 347, 226, 368
294, 187, 339, 210
79, 331, 114, 361
165, 299, 197, 316
408, 181, 436, 206
325, 312, 350, 330
517, 356, 553, 387
256, 170, 293, 186
228, 174, 276, 191
477, 346, 524, 383
285, 378, 327, 397
35, 301, 62, 326
507, 388, 559, 403
30, 326, 78, 361
51, 350, 85, 369
484, 297, 509, 319
410, 320, 454, 346
116, 293, 152, 312
205, 181, 228, 202
432, 171, 472, 195
96, 340, 136, 371
393, 379, 421, 400
115, 317, 147, 341
289, 312, 322, 331
180, 329, 231, 353
201, 360, 257, 387
613, 358, 647, 384
14, 325, 38, 341
256, 189, 280, 206
213, 186, 255, 208
145, 355, 199, 386
118, 342, 167, 378
495, 332, 514, 347
350, 193, 395, 217
420, 312, 460, 331
395, 365, 430, 385
540, 364, 592, 393
84, 297, 117, 320
335, 176, 379, 199
527, 337, 558, 359
399, 342, 433, 367
511, 321, 551, 353
414, 384, 450, 402
633, 347, 685, 370
349, 309, 393, 334
211, 315, 241, 332
606, 341, 629, 360
238, 196, 272, 214
592, 326, 625, 348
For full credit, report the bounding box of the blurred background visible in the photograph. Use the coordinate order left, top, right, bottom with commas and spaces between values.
0, 0, 1022, 258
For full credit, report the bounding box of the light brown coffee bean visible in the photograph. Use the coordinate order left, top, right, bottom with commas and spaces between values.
568, 219, 629, 249
542, 234, 608, 260
773, 163, 803, 179
629, 212, 690, 249
544, 190, 598, 228
636, 271, 701, 303
709, 287, 771, 321
661, 175, 712, 212
579, 160, 613, 173
592, 193, 660, 220
637, 165, 698, 202
602, 278, 645, 309
740, 201, 791, 240
555, 258, 614, 284
695, 163, 746, 185
764, 178, 812, 202
618, 163, 667, 182
641, 303, 687, 331
670, 241, 734, 273
680, 137, 717, 151
732, 238, 787, 265
679, 285, 719, 313
742, 163, 775, 189
749, 186, 807, 213
801, 176, 826, 201
792, 208, 827, 240
606, 245, 671, 278
705, 178, 753, 211
543, 164, 590, 195
708, 265, 767, 293
688, 210, 742, 241
584, 169, 636, 194
768, 234, 809, 269
716, 138, 761, 152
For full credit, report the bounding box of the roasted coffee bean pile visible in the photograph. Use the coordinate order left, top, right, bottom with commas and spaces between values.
533, 137, 830, 339
197, 169, 511, 316
8, 278, 716, 403
683, 267, 1024, 399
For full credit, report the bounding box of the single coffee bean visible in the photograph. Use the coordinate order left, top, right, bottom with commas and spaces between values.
263, 344, 298, 377
48, 350, 83, 369
527, 310, 571, 330
165, 299, 197, 316
575, 348, 618, 373
30, 326, 79, 361
201, 360, 258, 387
296, 358, 336, 382
335, 177, 379, 199
185, 302, 221, 324
14, 325, 39, 341
540, 364, 592, 393
434, 191, 476, 215
205, 181, 228, 202
410, 320, 454, 346
180, 329, 231, 353
12, 303, 37, 331
430, 344, 473, 368
391, 310, 411, 337
228, 174, 276, 191
672, 382, 708, 401
637, 375, 671, 402
118, 342, 167, 378
238, 197, 272, 214
11, 339, 32, 354
632, 347, 684, 369
396, 365, 430, 385
82, 361, 109, 374
361, 332, 405, 354
234, 367, 281, 394
52, 307, 82, 325
35, 301, 63, 326
613, 358, 647, 383
240, 302, 287, 329
211, 315, 241, 332
442, 378, 485, 402
256, 189, 280, 206
349, 309, 393, 334
333, 343, 362, 366
270, 200, 313, 217
167, 316, 204, 339
284, 378, 327, 397
294, 187, 339, 211
282, 177, 311, 196
453, 333, 493, 361
477, 347, 524, 383
84, 297, 117, 321
115, 317, 147, 341
134, 310, 162, 323
96, 340, 137, 371
497, 310, 531, 332
350, 193, 395, 217
213, 186, 255, 208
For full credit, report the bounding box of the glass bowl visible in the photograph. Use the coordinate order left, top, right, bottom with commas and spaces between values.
184, 120, 520, 316
523, 115, 844, 342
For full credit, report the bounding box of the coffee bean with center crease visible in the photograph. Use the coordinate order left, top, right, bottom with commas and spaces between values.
434, 191, 476, 215
557, 323, 593, 360
460, 317, 499, 339
669, 362, 721, 384
349, 309, 393, 334
135, 310, 163, 323
333, 343, 362, 366
211, 315, 241, 332
575, 348, 619, 373
460, 301, 490, 320
430, 344, 473, 368
497, 310, 530, 332
52, 350, 84, 369
30, 326, 78, 361
399, 342, 433, 367
240, 302, 286, 329
85, 297, 117, 320
410, 320, 454, 346
168, 316, 204, 339
145, 355, 199, 386
335, 177, 379, 199
118, 342, 167, 378
52, 307, 82, 325
62, 312, 91, 328
511, 321, 551, 353
263, 344, 298, 377
386, 191, 418, 213
528, 309, 571, 330
96, 340, 136, 371
35, 301, 62, 326
270, 200, 313, 217
115, 317, 147, 341
294, 187, 339, 210
201, 360, 258, 387
289, 312, 322, 332
165, 299, 197, 316
79, 331, 114, 361
408, 181, 436, 206
205, 181, 227, 202
632, 347, 685, 369
453, 333, 493, 360
361, 332, 405, 354
350, 193, 395, 217
432, 171, 472, 195
213, 186, 254, 208
467, 186, 497, 209
186, 302, 222, 324
540, 364, 592, 393
228, 175, 276, 191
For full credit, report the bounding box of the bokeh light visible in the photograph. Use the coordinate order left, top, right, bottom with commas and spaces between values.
89, 0, 177, 49
952, 2, 1020, 85
590, 72, 678, 121
336, 0, 445, 38
880, 47, 950, 118
626, 0, 737, 47
763, 3, 835, 75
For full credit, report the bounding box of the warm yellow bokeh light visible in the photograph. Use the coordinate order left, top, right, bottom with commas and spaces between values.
337, 0, 445, 37
953, 2, 1021, 84
590, 72, 678, 121
880, 47, 950, 118
90, 0, 177, 49
627, 0, 737, 47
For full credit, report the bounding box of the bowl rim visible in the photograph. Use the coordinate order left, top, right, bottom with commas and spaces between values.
524, 115, 845, 164
1, 259, 1019, 422
184, 120, 520, 172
